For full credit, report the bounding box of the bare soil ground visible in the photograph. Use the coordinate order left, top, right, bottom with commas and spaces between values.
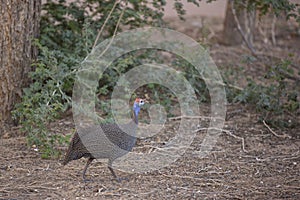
1, 16, 300, 199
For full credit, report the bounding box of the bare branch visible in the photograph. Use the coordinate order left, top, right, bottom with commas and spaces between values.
92, 0, 120, 50
271, 14, 277, 45
262, 120, 291, 139
169, 115, 214, 121
194, 127, 248, 153
168, 115, 227, 122
230, 0, 256, 55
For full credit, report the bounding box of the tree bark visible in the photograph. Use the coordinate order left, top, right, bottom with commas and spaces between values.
0, 0, 41, 133
222, 0, 256, 49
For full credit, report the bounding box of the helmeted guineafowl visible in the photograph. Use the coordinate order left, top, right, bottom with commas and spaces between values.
63, 98, 145, 181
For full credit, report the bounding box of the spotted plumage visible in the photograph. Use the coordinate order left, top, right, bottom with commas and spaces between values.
63, 98, 145, 181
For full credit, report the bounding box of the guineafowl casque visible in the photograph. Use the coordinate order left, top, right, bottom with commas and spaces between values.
63, 98, 145, 181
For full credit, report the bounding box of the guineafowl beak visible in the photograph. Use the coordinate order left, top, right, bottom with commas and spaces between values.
140, 98, 150, 106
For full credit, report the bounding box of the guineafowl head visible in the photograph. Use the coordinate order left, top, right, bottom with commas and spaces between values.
133, 98, 145, 122
133, 98, 145, 114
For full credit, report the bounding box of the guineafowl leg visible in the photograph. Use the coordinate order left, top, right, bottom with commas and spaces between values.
108, 166, 119, 180
108, 160, 129, 182
108, 159, 121, 182
82, 157, 94, 181
108, 166, 129, 182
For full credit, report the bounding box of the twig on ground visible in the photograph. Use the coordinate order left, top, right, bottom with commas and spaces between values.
262, 120, 291, 139
282, 156, 300, 161
168, 115, 225, 121
226, 109, 245, 120
194, 127, 248, 153
161, 173, 223, 184
169, 115, 212, 121
223, 129, 248, 153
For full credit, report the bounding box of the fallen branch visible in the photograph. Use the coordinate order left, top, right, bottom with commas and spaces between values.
194, 127, 248, 153
226, 109, 245, 120
161, 173, 223, 184
223, 129, 248, 153
262, 120, 291, 139
169, 115, 213, 121
169, 115, 226, 122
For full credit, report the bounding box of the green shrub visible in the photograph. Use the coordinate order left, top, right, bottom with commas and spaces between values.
233, 58, 299, 128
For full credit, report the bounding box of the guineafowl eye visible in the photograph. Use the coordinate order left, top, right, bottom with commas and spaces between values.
139, 100, 144, 106
135, 98, 145, 107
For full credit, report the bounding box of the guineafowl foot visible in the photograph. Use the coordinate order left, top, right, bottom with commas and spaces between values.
83, 174, 94, 182
108, 166, 129, 182
82, 158, 94, 182
83, 177, 94, 183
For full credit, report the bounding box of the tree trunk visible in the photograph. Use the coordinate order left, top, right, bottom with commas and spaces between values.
223, 0, 256, 49
0, 0, 41, 133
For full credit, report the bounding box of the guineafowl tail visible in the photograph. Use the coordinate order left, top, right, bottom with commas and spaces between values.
62, 132, 93, 165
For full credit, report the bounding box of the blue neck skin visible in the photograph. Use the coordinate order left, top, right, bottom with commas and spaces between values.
133, 102, 140, 124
